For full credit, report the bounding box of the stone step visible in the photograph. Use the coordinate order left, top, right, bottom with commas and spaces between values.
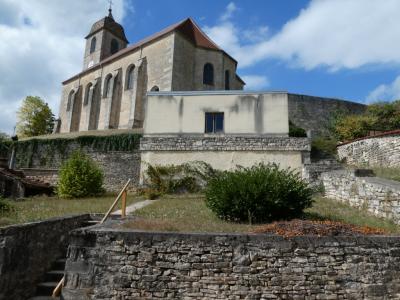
52, 258, 66, 270
45, 270, 64, 282
28, 297, 59, 300
36, 282, 58, 295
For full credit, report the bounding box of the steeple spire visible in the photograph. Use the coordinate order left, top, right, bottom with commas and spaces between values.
108, 0, 114, 19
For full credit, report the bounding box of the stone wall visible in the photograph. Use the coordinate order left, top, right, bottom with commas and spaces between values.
302, 159, 343, 186
140, 136, 310, 151
288, 94, 366, 136
14, 135, 141, 192
337, 134, 400, 168
0, 214, 92, 300
63, 226, 400, 299
322, 170, 400, 224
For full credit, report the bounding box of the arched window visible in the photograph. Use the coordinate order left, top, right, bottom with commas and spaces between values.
203, 63, 214, 85
84, 83, 92, 105
103, 74, 112, 98
90, 37, 96, 54
67, 90, 75, 111
125, 65, 135, 90
111, 39, 119, 55
225, 70, 230, 90
151, 86, 160, 92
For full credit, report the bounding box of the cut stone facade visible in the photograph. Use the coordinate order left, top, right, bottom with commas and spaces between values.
62, 225, 400, 299
58, 17, 244, 133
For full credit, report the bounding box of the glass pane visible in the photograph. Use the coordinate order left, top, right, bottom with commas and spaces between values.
215, 113, 224, 132
205, 113, 214, 133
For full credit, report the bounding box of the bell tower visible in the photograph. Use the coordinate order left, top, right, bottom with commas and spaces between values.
83, 7, 128, 70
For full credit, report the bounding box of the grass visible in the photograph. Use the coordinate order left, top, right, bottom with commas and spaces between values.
126, 194, 400, 234
372, 167, 400, 182
0, 194, 143, 227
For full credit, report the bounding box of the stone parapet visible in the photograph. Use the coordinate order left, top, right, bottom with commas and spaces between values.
140, 136, 311, 152
62, 225, 400, 299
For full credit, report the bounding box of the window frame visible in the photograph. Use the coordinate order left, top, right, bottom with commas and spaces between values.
203, 63, 214, 85
90, 37, 96, 54
205, 112, 224, 134
110, 39, 119, 55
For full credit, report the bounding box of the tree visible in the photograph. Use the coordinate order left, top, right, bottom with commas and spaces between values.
16, 96, 54, 137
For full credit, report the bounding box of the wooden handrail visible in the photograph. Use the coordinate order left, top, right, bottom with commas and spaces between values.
52, 276, 64, 298
100, 178, 131, 224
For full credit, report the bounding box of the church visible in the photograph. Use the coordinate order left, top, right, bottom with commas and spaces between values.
57, 9, 245, 133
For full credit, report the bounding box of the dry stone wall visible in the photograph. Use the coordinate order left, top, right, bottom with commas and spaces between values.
0, 214, 92, 300
337, 135, 400, 168
62, 226, 400, 300
322, 170, 400, 224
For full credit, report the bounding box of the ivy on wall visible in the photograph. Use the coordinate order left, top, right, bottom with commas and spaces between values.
15, 133, 142, 168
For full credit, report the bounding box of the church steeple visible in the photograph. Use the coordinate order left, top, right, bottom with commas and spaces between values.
82, 7, 128, 70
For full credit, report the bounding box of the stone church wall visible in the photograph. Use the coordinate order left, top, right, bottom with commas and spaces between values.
337, 133, 400, 168
288, 94, 366, 136
62, 226, 400, 299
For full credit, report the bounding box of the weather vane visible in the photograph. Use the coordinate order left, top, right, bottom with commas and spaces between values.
108, 0, 113, 11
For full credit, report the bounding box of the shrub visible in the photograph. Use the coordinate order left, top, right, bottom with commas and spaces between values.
311, 137, 338, 159
57, 150, 104, 198
334, 114, 376, 141
204, 163, 313, 223
144, 161, 218, 194
0, 198, 15, 214
289, 121, 307, 137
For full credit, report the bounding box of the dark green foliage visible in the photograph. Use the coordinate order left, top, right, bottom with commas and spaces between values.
144, 161, 218, 194
0, 198, 15, 214
204, 163, 313, 223
289, 121, 307, 137
311, 137, 338, 159
57, 150, 104, 198
0, 133, 11, 157
15, 133, 141, 168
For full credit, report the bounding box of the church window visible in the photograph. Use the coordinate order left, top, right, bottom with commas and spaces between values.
205, 112, 224, 133
111, 39, 119, 54
104, 74, 112, 97
84, 83, 92, 105
225, 70, 230, 90
151, 86, 160, 92
203, 63, 214, 85
67, 90, 75, 111
125, 65, 135, 90
90, 37, 96, 54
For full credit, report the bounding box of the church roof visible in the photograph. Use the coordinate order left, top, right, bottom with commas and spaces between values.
64, 18, 237, 84
85, 10, 128, 43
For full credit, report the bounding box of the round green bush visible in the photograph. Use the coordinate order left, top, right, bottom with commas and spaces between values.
204, 163, 313, 223
57, 150, 104, 198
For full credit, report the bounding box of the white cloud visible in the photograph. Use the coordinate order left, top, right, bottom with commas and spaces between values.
241, 75, 270, 90
366, 76, 400, 103
220, 2, 237, 22
205, 0, 400, 71
0, 0, 127, 134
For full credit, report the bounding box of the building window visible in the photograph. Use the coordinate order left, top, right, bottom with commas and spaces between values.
67, 90, 75, 111
125, 65, 135, 89
205, 112, 224, 133
90, 37, 96, 54
151, 86, 159, 91
103, 74, 112, 97
111, 39, 119, 54
225, 70, 230, 90
84, 83, 92, 105
203, 63, 214, 85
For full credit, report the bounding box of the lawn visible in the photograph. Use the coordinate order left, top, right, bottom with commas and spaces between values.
127, 195, 400, 234
0, 194, 143, 227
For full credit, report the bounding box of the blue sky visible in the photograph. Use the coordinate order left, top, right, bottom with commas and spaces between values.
1, 0, 400, 133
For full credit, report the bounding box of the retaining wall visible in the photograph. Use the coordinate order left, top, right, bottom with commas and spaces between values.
63, 226, 400, 299
322, 170, 400, 224
337, 134, 400, 168
0, 214, 92, 300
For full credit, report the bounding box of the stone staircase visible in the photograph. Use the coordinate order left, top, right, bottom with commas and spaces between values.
27, 256, 66, 300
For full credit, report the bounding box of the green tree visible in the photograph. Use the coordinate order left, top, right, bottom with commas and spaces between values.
16, 96, 54, 137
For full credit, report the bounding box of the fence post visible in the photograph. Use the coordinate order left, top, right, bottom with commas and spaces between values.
121, 190, 127, 218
